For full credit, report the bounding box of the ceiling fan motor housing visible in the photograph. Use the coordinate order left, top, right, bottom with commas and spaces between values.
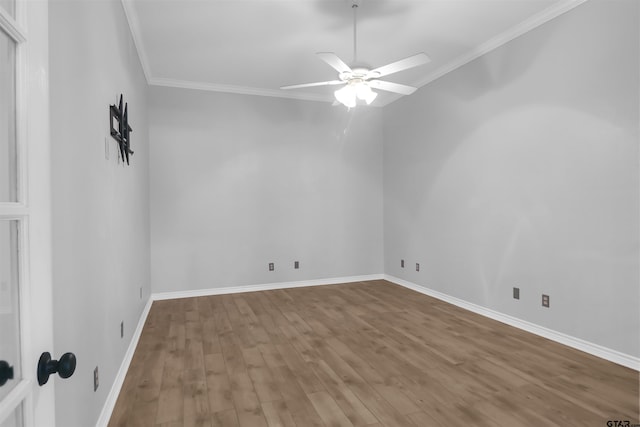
339, 67, 379, 83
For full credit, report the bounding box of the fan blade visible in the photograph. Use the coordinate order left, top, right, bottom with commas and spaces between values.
369, 80, 418, 95
317, 52, 353, 74
280, 80, 345, 90
367, 53, 430, 78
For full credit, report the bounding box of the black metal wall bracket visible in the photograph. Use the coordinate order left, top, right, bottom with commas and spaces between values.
109, 94, 134, 165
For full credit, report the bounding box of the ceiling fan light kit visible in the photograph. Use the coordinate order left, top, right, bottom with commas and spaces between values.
335, 79, 378, 108
280, 0, 430, 108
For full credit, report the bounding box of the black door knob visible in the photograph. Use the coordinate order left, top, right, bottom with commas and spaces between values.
37, 352, 76, 386
0, 360, 14, 386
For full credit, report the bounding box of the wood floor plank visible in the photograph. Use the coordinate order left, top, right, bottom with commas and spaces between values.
406, 411, 445, 427
204, 353, 235, 413
346, 380, 414, 427
219, 332, 248, 375
109, 280, 639, 427
208, 296, 232, 336
310, 359, 378, 426
282, 396, 326, 427
261, 400, 297, 427
201, 318, 221, 355
134, 343, 166, 405
183, 370, 210, 427
210, 409, 239, 427
257, 343, 287, 369
307, 390, 355, 427
276, 343, 325, 394
229, 371, 269, 427
372, 384, 419, 415
242, 347, 282, 403
109, 400, 158, 427
182, 418, 211, 427
156, 387, 183, 425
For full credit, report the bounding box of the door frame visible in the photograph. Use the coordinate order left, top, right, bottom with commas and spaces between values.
0, 0, 55, 425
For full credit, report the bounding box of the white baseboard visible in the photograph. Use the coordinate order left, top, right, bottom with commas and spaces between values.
151, 274, 385, 301
384, 275, 640, 371
96, 297, 154, 427
96, 273, 638, 426
95, 274, 382, 425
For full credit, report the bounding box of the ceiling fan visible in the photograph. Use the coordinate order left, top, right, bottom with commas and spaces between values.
280, 0, 430, 108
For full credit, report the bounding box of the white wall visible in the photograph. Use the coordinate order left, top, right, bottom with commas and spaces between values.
49, 1, 150, 426
384, 0, 639, 357
150, 87, 383, 293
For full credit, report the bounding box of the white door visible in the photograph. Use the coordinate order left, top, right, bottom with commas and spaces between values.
0, 0, 56, 426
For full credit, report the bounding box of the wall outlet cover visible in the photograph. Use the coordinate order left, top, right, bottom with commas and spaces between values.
94, 366, 99, 391
294, 261, 299, 269
268, 263, 274, 271
542, 294, 550, 308
513, 287, 520, 300
401, 259, 404, 268
416, 263, 420, 272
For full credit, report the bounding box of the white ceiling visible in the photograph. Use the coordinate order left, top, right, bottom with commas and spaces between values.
122, 0, 585, 106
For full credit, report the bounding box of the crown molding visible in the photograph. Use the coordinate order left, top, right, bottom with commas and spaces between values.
411, 0, 589, 92
122, 0, 587, 104
120, 0, 152, 82
378, 0, 589, 107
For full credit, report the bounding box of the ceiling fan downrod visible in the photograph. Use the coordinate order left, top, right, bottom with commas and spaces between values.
352, 1, 358, 63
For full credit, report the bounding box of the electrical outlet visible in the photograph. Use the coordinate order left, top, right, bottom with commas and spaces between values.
268, 263, 274, 271
401, 259, 404, 268
94, 366, 99, 391
140, 287, 142, 299
513, 287, 520, 300
542, 294, 550, 308
120, 321, 124, 338
294, 261, 299, 269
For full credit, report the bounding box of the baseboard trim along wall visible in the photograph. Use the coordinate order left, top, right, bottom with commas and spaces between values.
384, 275, 640, 371
96, 274, 383, 425
97, 273, 638, 425
151, 274, 385, 301
96, 297, 154, 427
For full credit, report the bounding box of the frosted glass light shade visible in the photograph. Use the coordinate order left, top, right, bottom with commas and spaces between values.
335, 82, 377, 107
335, 85, 356, 108
358, 84, 377, 104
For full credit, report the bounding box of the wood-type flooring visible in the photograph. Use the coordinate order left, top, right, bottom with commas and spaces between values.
108, 280, 639, 426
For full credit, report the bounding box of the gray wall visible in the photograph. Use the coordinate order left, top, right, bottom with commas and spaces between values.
149, 87, 383, 293
49, 1, 150, 426
383, 0, 639, 357
45, 3, 638, 425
